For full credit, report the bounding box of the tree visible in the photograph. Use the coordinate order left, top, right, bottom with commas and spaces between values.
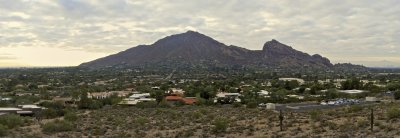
298, 87, 306, 94
284, 80, 299, 90
394, 91, 400, 100
151, 90, 165, 104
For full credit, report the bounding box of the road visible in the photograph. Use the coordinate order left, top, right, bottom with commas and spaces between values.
274, 101, 378, 112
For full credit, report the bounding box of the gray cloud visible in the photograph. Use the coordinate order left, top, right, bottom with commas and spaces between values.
0, 0, 399, 67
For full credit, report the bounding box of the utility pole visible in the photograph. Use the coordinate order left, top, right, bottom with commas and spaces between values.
370, 108, 374, 132
279, 110, 284, 131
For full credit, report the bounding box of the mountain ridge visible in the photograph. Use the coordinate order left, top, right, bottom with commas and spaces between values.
79, 31, 363, 70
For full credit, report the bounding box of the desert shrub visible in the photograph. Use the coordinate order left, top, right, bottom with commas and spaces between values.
246, 101, 257, 108
394, 91, 400, 100
0, 124, 7, 137
232, 102, 242, 108
348, 105, 363, 113
191, 112, 202, 119
357, 119, 369, 128
212, 118, 229, 133
158, 100, 171, 108
0, 114, 26, 129
136, 101, 158, 108
136, 117, 149, 125
195, 97, 206, 106
38, 108, 65, 119
199, 108, 208, 115
78, 96, 103, 110
42, 120, 73, 133
39, 101, 65, 110
387, 107, 400, 119
64, 112, 78, 122
309, 110, 322, 121
325, 121, 337, 130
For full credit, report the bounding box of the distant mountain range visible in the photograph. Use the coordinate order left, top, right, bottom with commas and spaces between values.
80, 31, 364, 70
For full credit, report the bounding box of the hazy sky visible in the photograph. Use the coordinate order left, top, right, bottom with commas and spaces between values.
0, 0, 399, 67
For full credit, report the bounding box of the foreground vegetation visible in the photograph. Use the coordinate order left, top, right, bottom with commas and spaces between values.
1, 102, 399, 137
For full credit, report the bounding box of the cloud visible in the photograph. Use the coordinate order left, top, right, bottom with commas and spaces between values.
0, 53, 17, 60
0, 0, 399, 67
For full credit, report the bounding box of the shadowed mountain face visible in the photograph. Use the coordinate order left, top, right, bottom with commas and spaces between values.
80, 31, 335, 68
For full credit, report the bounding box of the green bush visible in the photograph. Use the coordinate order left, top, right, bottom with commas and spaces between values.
246, 101, 257, 108
135, 117, 149, 125
42, 120, 73, 133
212, 118, 229, 133
348, 105, 363, 113
158, 100, 172, 108
387, 107, 400, 119
136, 101, 158, 108
64, 112, 78, 122
309, 110, 322, 121
0, 124, 8, 137
232, 102, 242, 108
38, 108, 65, 119
394, 91, 400, 100
0, 114, 25, 129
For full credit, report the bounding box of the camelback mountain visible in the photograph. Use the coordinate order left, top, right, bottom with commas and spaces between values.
79, 31, 360, 70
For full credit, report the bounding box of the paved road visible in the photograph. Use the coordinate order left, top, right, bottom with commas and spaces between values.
274, 101, 378, 112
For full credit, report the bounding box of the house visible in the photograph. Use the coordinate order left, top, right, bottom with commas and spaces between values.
129, 93, 151, 99
119, 98, 155, 105
0, 105, 46, 116
168, 88, 185, 96
338, 90, 367, 94
0, 97, 12, 101
87, 92, 113, 99
214, 92, 241, 103
0, 108, 22, 114
110, 91, 132, 97
258, 90, 270, 97
18, 105, 46, 113
165, 96, 196, 105
286, 94, 305, 100
52, 97, 77, 105
366, 97, 379, 102
279, 78, 305, 85
88, 91, 132, 99
119, 93, 155, 105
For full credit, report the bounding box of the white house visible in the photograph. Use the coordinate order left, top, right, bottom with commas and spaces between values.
279, 78, 305, 85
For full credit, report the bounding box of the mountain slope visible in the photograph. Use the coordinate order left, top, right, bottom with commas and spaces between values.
80, 31, 342, 69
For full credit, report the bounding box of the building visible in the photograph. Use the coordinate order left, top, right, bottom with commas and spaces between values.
338, 90, 367, 94
87, 91, 132, 99
214, 92, 241, 103
0, 105, 46, 116
87, 92, 113, 99
129, 93, 151, 99
279, 78, 305, 85
0, 108, 22, 114
165, 96, 196, 105
366, 97, 379, 102
258, 90, 270, 97
168, 88, 185, 96
119, 93, 155, 105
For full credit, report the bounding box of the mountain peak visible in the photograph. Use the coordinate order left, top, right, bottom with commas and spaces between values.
262, 39, 292, 51
152, 31, 223, 48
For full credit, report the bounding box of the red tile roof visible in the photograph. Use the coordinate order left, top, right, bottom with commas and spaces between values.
165, 96, 196, 105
